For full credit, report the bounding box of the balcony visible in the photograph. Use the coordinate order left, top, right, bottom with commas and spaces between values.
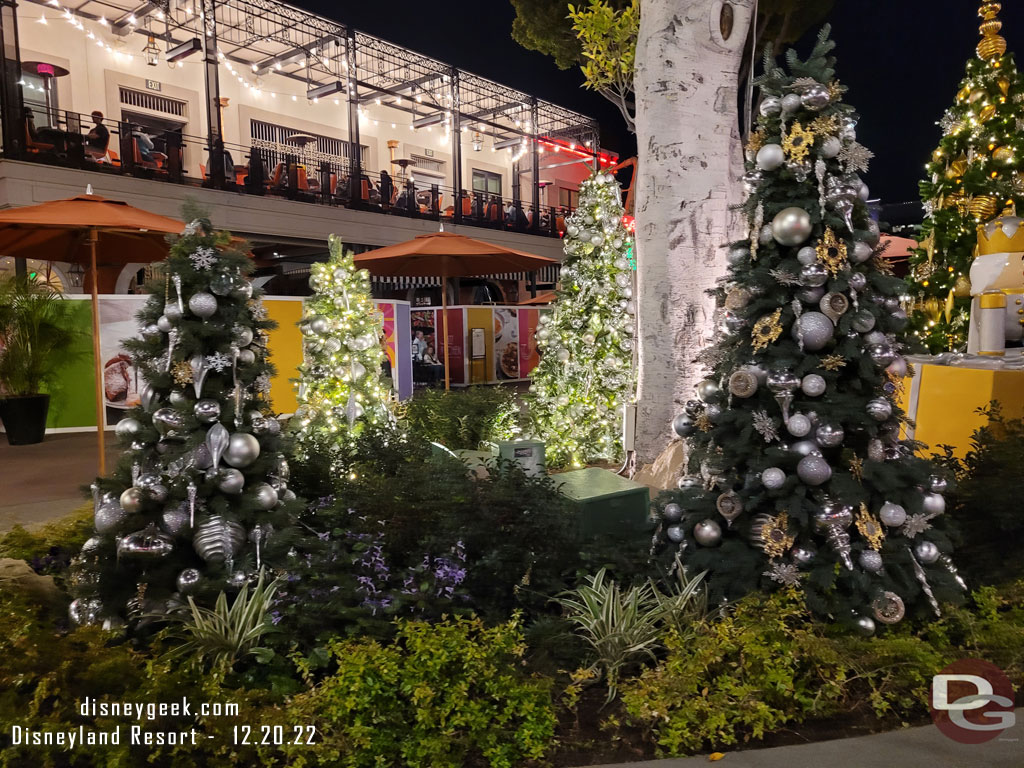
0, 0, 614, 263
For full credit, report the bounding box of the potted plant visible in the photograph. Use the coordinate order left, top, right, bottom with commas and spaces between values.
0, 275, 81, 444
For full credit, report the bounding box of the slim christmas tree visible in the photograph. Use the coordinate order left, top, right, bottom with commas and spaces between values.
528, 170, 636, 468
292, 235, 390, 470
908, 0, 1024, 351
70, 213, 299, 629
657, 29, 965, 634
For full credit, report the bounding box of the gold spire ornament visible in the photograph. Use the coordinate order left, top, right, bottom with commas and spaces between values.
783, 121, 814, 163
977, 1, 1007, 61
815, 227, 848, 277
751, 308, 783, 352
856, 504, 886, 550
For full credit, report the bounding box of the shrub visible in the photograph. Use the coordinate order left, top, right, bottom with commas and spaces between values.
283, 614, 558, 768
0, 504, 94, 582
402, 385, 521, 450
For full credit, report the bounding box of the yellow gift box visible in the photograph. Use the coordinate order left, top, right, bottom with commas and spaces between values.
900, 363, 1024, 457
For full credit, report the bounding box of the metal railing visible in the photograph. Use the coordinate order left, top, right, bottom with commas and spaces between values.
10, 107, 574, 240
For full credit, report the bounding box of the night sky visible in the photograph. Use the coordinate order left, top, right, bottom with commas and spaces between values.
296, 0, 1024, 206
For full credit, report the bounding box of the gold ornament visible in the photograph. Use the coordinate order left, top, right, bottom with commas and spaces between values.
746, 129, 766, 155
977, 1, 1007, 61
849, 455, 864, 482
856, 504, 886, 550
970, 194, 999, 219
827, 80, 844, 100
821, 354, 846, 371
920, 231, 936, 261
998, 76, 1011, 96
944, 289, 956, 323
759, 512, 795, 559
923, 296, 943, 323
884, 370, 906, 400
751, 308, 783, 352
993, 145, 1014, 163
815, 227, 848, 277
953, 274, 972, 297
783, 121, 814, 163
809, 114, 839, 136
695, 413, 713, 433
872, 254, 895, 276
979, 103, 997, 122
956, 84, 971, 103
171, 361, 193, 386
932, 148, 945, 162
948, 154, 969, 178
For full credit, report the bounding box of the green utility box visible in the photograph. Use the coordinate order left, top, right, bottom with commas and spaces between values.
555, 467, 652, 537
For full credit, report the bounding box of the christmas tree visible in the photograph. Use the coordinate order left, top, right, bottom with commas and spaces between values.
528, 170, 636, 468
69, 212, 300, 630
908, 0, 1024, 352
656, 29, 965, 634
292, 235, 390, 470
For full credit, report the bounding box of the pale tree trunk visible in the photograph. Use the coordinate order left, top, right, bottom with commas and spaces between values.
633, 0, 754, 466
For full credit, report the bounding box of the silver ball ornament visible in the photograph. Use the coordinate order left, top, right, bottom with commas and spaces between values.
868, 344, 897, 367
787, 413, 812, 437
672, 413, 696, 438
772, 207, 813, 246
759, 96, 782, 116
665, 524, 685, 543
756, 144, 785, 171
224, 432, 261, 468
851, 309, 876, 333
790, 439, 820, 456
193, 398, 221, 424
662, 503, 683, 523
797, 246, 818, 266
164, 301, 183, 321
156, 315, 174, 333
797, 453, 832, 485
252, 482, 279, 510
761, 467, 786, 490
693, 519, 723, 547
852, 241, 873, 263
800, 83, 830, 110
879, 501, 907, 527
914, 540, 940, 564
758, 224, 775, 245
142, 323, 162, 341
791, 544, 816, 565
177, 568, 202, 594
168, 390, 188, 407
922, 493, 946, 516
859, 549, 884, 573
69, 597, 104, 627
801, 374, 827, 397
929, 475, 948, 494
152, 407, 185, 437
814, 423, 845, 448
792, 311, 835, 351
696, 379, 721, 403
820, 136, 842, 159
95, 501, 128, 535
797, 286, 826, 304
188, 291, 218, 319
217, 467, 245, 494
855, 616, 876, 636
235, 326, 254, 347
726, 246, 750, 267
115, 418, 142, 440
781, 93, 802, 114
866, 398, 892, 421
119, 487, 145, 514
800, 262, 829, 288
237, 348, 256, 366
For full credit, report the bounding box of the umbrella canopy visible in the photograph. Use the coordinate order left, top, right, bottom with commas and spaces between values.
0, 193, 182, 475
352, 231, 558, 277
0, 194, 183, 265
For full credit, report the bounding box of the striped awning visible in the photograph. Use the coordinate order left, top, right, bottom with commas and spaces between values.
370, 263, 560, 289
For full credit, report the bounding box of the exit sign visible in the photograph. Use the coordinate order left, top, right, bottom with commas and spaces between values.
145, 80, 162, 92
424, 148, 434, 157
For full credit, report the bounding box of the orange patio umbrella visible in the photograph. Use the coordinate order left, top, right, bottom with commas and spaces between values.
0, 191, 183, 473
354, 231, 558, 390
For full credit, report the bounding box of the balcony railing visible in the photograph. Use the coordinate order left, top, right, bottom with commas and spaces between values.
12, 107, 575, 240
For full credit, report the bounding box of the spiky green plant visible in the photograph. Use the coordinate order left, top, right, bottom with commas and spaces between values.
653, 558, 708, 639
163, 569, 280, 670
0, 275, 82, 396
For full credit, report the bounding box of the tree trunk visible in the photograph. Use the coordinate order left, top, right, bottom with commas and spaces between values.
633, 0, 754, 465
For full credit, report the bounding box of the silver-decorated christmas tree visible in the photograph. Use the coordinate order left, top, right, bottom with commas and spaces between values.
654, 29, 965, 634
69, 214, 300, 630
292, 235, 390, 470
528, 170, 636, 468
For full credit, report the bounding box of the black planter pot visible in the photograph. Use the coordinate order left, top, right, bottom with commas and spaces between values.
0, 394, 51, 445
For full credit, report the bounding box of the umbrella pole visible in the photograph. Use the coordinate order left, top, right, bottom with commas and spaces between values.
442, 275, 450, 391
88, 229, 106, 476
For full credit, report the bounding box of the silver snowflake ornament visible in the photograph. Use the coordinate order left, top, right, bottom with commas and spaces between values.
183, 219, 202, 236
751, 409, 779, 443
840, 141, 874, 174
764, 561, 801, 587
190, 247, 217, 270
922, 199, 936, 218
770, 269, 800, 285
790, 77, 820, 92
902, 513, 933, 538
206, 351, 232, 373
938, 110, 957, 134
254, 373, 272, 394
250, 300, 268, 321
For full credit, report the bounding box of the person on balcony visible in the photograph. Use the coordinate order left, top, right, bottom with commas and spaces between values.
132, 125, 156, 163
85, 111, 109, 160
379, 170, 394, 210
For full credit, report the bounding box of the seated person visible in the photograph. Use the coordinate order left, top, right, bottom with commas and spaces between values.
420, 344, 445, 385
132, 125, 156, 163
203, 144, 236, 184
411, 330, 426, 361
85, 110, 109, 158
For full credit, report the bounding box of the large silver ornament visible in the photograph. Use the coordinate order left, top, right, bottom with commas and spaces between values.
117, 523, 174, 559
693, 519, 723, 547
194, 398, 221, 424
252, 482, 279, 510
792, 312, 834, 351
193, 516, 246, 564
800, 263, 829, 287
815, 423, 845, 447
662, 503, 683, 523
188, 291, 218, 319
152, 408, 185, 438
759, 96, 782, 116
855, 616, 876, 636
866, 398, 893, 421
771, 207, 813, 246
787, 413, 812, 437
797, 453, 832, 485
800, 83, 830, 110
756, 144, 785, 171
224, 432, 260, 468
69, 597, 104, 627
914, 540, 940, 564
115, 418, 142, 440
672, 413, 696, 438
666, 524, 685, 543
922, 493, 946, 515
801, 374, 826, 397
217, 468, 245, 494
119, 487, 145, 514
929, 475, 948, 494
859, 549, 884, 572
761, 467, 786, 489
696, 379, 721, 403
177, 568, 202, 594
879, 501, 907, 527
95, 501, 128, 534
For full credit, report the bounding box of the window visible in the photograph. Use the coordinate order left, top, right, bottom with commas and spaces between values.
472, 169, 501, 196
119, 87, 186, 117
410, 153, 445, 175
250, 119, 367, 172
558, 187, 579, 210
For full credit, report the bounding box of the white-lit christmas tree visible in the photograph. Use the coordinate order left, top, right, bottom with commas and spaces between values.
528, 171, 636, 468
292, 235, 389, 469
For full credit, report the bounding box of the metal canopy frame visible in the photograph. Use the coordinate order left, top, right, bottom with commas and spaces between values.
23, 0, 598, 152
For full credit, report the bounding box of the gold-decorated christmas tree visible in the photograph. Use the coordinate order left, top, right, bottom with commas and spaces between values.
908, 1, 1024, 351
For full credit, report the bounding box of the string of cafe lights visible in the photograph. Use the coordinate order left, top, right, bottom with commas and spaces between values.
26, 3, 609, 165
